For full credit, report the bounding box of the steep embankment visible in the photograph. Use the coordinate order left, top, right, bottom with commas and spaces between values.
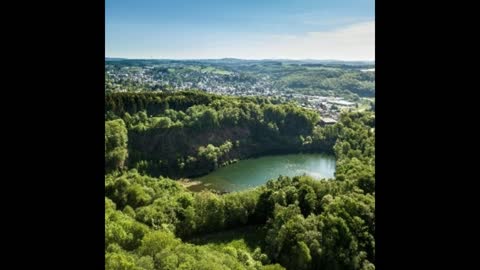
106, 91, 337, 178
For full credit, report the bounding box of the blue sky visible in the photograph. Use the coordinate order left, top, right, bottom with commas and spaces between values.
106, 0, 375, 60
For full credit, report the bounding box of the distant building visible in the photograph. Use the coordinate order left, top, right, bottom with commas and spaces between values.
327, 100, 355, 107
319, 118, 337, 126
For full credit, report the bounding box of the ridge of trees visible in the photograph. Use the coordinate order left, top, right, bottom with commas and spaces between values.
105, 91, 337, 178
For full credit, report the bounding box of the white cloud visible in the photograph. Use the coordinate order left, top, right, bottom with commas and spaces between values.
302, 16, 372, 27
192, 20, 375, 61
112, 20, 375, 61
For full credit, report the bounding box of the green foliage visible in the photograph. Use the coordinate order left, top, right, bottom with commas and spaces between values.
106, 119, 128, 172
105, 90, 375, 269
105, 197, 150, 251
106, 91, 336, 178
105, 171, 374, 269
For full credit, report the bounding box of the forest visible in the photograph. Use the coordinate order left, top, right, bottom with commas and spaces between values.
105, 91, 342, 178
105, 91, 375, 270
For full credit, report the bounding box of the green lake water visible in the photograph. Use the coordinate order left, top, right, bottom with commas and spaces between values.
191, 153, 336, 192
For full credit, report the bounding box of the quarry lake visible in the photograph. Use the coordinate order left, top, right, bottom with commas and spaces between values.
190, 153, 336, 192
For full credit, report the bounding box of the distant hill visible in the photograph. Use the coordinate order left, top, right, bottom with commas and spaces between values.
105, 57, 374, 65
105, 57, 127, 61
277, 59, 374, 65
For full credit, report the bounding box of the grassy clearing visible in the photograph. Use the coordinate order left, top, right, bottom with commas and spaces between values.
185, 65, 233, 75
186, 225, 267, 253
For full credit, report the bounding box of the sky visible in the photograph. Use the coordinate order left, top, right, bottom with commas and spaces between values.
106, 0, 375, 60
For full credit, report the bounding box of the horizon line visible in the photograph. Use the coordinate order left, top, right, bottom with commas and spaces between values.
105, 56, 375, 62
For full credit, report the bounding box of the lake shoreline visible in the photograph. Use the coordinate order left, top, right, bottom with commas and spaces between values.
190, 153, 336, 193
178, 178, 203, 188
